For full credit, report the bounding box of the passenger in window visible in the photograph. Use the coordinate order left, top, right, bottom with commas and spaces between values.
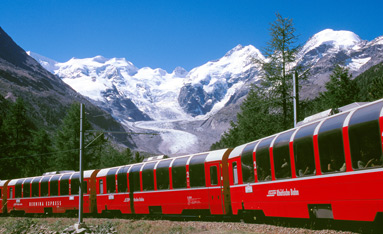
356, 150, 381, 169
328, 158, 336, 172
299, 166, 310, 176
359, 157, 380, 168
339, 163, 346, 172
280, 158, 290, 178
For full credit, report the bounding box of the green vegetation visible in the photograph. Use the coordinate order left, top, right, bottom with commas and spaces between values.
212, 60, 383, 150
256, 13, 303, 130
211, 13, 383, 151
0, 101, 144, 179
354, 62, 383, 101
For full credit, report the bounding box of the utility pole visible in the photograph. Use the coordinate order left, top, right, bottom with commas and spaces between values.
74, 104, 157, 231
293, 73, 297, 127
78, 103, 84, 226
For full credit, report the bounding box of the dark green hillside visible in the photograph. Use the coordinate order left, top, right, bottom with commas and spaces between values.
212, 62, 383, 150
354, 62, 383, 101
0, 26, 132, 144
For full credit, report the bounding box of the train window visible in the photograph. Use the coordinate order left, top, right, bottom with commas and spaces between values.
172, 157, 189, 189
83, 181, 88, 194
189, 154, 208, 188
31, 177, 42, 197
129, 164, 143, 192
142, 162, 156, 191
294, 123, 318, 177
117, 166, 130, 193
15, 179, 24, 198
241, 142, 257, 183
50, 175, 60, 196
318, 114, 348, 173
9, 187, 13, 198
99, 180, 104, 194
23, 178, 32, 197
256, 137, 274, 182
106, 168, 118, 193
40, 176, 50, 197
349, 102, 383, 170
232, 162, 238, 185
273, 130, 294, 179
60, 174, 71, 196
71, 173, 80, 195
0, 188, 2, 197
156, 160, 172, 190
210, 166, 218, 185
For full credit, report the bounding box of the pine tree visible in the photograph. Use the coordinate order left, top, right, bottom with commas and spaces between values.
53, 103, 106, 171
321, 65, 359, 109
124, 148, 134, 163
134, 151, 144, 163
211, 85, 283, 149
0, 98, 35, 178
29, 129, 53, 175
258, 13, 301, 129
98, 143, 130, 168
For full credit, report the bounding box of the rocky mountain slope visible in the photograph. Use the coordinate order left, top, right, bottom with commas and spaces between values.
0, 27, 133, 147
30, 29, 383, 155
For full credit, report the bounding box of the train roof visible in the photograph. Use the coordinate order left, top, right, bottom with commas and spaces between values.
6, 170, 96, 185
96, 149, 230, 177
229, 99, 383, 158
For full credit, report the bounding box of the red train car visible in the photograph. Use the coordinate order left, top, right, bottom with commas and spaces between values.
5, 170, 98, 215
96, 149, 232, 216
0, 180, 9, 214
228, 100, 383, 222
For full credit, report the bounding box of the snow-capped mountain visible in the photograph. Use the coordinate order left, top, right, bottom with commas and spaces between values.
29, 29, 383, 155
28, 44, 264, 122
296, 29, 383, 98
178, 44, 264, 117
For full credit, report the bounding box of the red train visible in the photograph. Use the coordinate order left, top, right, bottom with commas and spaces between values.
1, 99, 383, 224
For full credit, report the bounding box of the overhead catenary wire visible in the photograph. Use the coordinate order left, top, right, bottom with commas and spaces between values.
0, 144, 104, 161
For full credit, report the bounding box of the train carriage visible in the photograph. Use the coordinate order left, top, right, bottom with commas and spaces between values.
95, 149, 232, 216
5, 170, 98, 215
228, 99, 383, 222
0, 180, 9, 214
96, 165, 132, 214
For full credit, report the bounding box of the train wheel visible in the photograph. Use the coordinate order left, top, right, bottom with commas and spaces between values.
241, 210, 265, 223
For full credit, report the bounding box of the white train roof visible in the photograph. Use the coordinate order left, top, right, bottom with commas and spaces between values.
84, 170, 96, 179
205, 149, 229, 162
228, 143, 247, 159
8, 179, 19, 186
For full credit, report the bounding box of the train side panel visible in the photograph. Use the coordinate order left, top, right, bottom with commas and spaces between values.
229, 100, 383, 222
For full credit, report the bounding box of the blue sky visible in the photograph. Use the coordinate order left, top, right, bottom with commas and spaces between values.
1, 0, 382, 72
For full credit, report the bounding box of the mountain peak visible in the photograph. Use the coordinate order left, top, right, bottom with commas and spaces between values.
92, 55, 108, 63
302, 29, 362, 53
172, 66, 188, 77
26, 51, 58, 73
224, 44, 244, 57
0, 27, 42, 71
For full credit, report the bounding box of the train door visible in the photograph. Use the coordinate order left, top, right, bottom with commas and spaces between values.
0, 180, 8, 214
128, 164, 143, 214
116, 166, 130, 214
207, 162, 224, 214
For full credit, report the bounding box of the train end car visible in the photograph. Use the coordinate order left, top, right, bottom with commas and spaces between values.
0, 180, 9, 214
5, 170, 98, 215
229, 99, 383, 222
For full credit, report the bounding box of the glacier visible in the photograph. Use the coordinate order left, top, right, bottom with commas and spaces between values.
28, 29, 383, 155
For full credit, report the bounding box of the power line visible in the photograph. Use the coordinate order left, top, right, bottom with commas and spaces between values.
0, 145, 103, 161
